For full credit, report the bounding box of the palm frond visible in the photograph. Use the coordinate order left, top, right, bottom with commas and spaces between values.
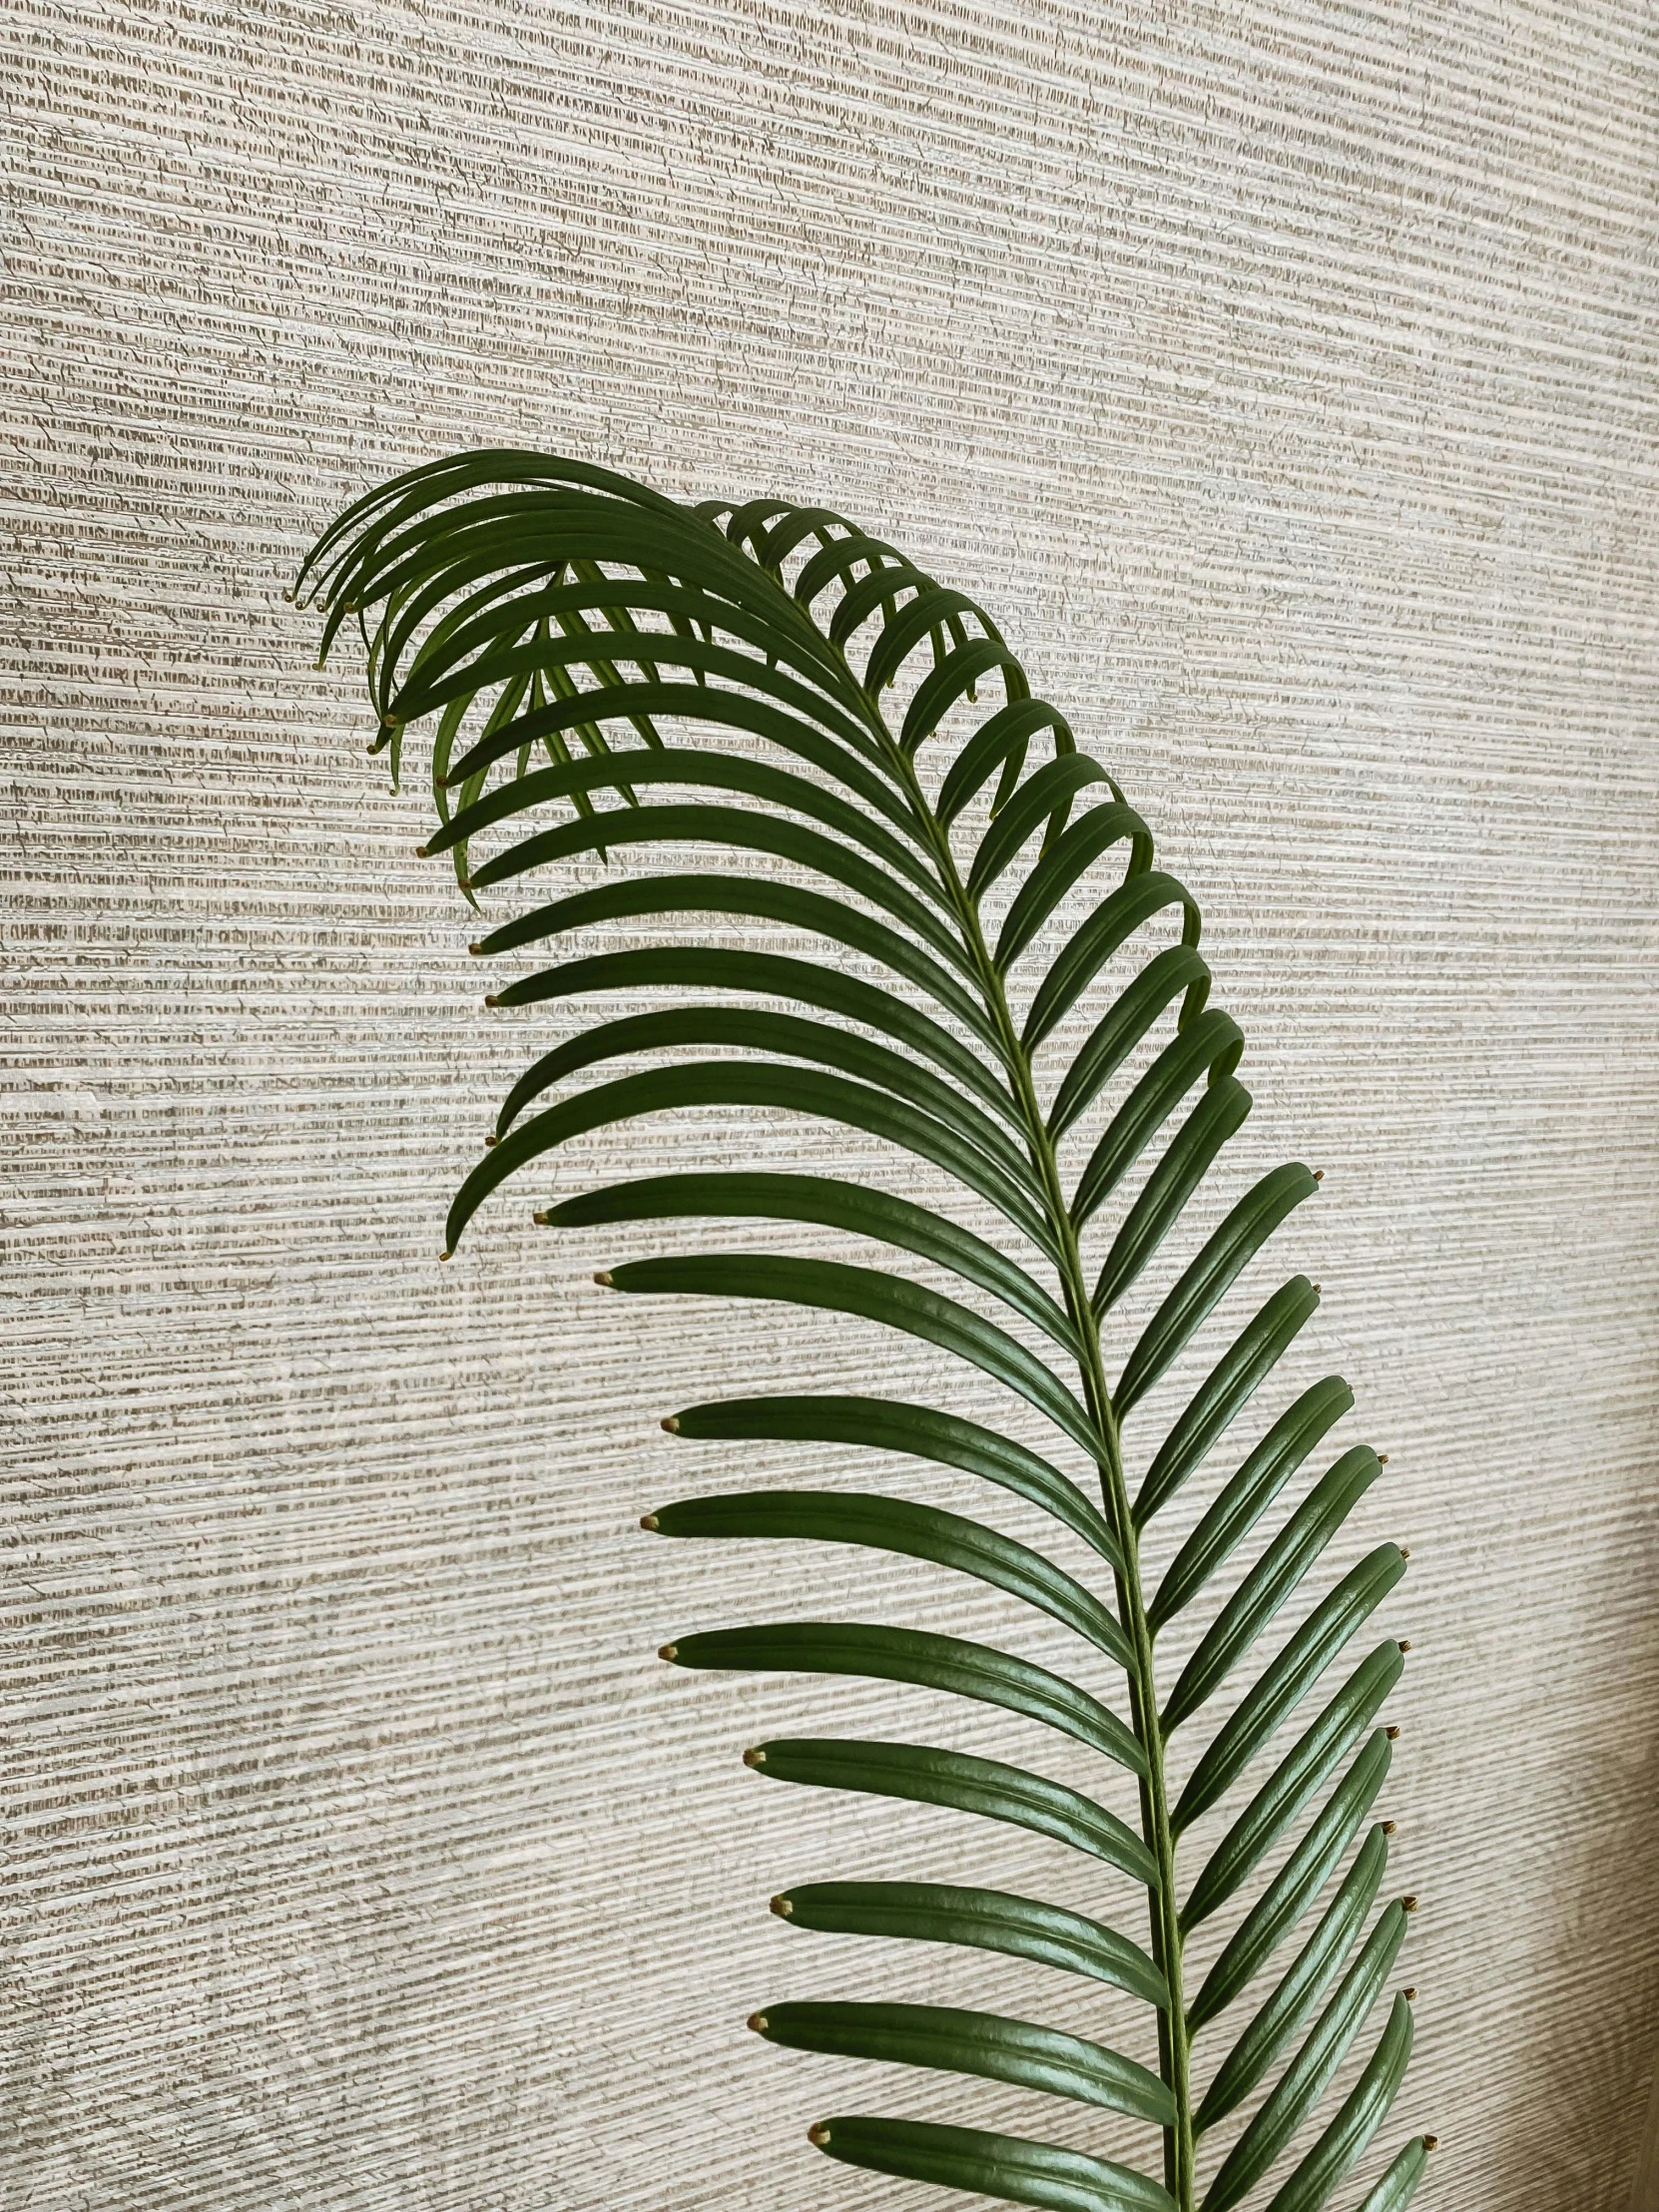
297, 450, 1434, 2212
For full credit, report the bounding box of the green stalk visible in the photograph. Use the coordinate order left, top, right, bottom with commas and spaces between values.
867, 731, 1197, 2211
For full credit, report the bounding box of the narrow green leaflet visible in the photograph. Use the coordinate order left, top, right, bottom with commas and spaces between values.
1134, 1279, 1322, 1527
542, 1172, 1077, 1354
1115, 1164, 1320, 1416
810, 2116, 1176, 2212
666, 1622, 1145, 1773
1150, 1379, 1355, 1630
445, 1064, 1056, 1257
647, 1492, 1132, 1668
1352, 2138, 1430, 2211
747, 1739, 1158, 1889
1262, 1997, 1414, 2212
1187, 1733, 1392, 2032
663, 1393, 1120, 1567
602, 1254, 1104, 1461
1196, 1826, 1391, 2134
774, 1881, 1167, 2007
1182, 1643, 1403, 1932
486, 945, 1021, 1127
1174, 1549, 1406, 1831
753, 2000, 1174, 2124
1200, 1906, 1407, 2212
1161, 1450, 1383, 1735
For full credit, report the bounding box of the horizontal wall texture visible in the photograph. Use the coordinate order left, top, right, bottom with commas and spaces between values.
4, 3, 1658, 2209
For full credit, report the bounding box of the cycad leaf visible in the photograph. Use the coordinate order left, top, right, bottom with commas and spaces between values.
747, 1739, 1158, 1890
754, 2000, 1174, 2125
1174, 1549, 1407, 1832
663, 1393, 1121, 1568
647, 1492, 1132, 1668
1351, 2138, 1430, 2211
1161, 1450, 1383, 1735
1196, 1825, 1391, 2133
810, 2115, 1176, 2212
1187, 1733, 1392, 2032
1199, 1906, 1407, 2212
543, 1173, 1077, 1354
774, 1881, 1167, 2007
301, 450, 1428, 2212
602, 1254, 1101, 1460
1150, 1378, 1355, 1631
1262, 1996, 1414, 2212
1182, 1643, 1403, 1933
667, 1622, 1144, 1773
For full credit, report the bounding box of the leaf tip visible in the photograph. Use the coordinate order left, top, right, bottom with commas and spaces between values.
1379, 1452, 1390, 1464
594, 1270, 614, 1288
809, 2124, 832, 2149
532, 1211, 550, 1226
1398, 1638, 1411, 1653
415, 843, 429, 858
639, 1512, 660, 1532
743, 1746, 767, 1769
747, 2012, 769, 2034
770, 1894, 793, 1918
1398, 1543, 1409, 1557
1382, 1819, 1397, 1834
1402, 1894, 1419, 1912
1403, 1985, 1417, 2000
1386, 1724, 1400, 1740
459, 875, 473, 891
661, 1414, 681, 1433
483, 1130, 498, 1145
658, 1642, 678, 1663
1422, 2134, 1439, 2151
438, 1249, 452, 1263
468, 941, 484, 956
1313, 1167, 1325, 1182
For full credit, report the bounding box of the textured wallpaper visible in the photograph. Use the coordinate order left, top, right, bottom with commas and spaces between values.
4, 3, 1658, 2209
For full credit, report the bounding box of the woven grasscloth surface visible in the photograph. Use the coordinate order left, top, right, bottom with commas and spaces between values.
4, 3, 1658, 2207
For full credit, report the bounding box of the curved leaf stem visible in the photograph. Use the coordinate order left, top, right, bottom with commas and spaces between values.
836, 682, 1196, 2209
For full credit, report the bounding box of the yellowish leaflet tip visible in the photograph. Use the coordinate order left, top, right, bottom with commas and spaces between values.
743, 1747, 766, 1768
1403, 1986, 1417, 2001
1398, 1639, 1411, 1653
662, 1414, 681, 1433
1386, 1725, 1400, 1740
1313, 1168, 1325, 1182
469, 941, 484, 956
1382, 1820, 1396, 1834
658, 1643, 678, 1663
459, 875, 473, 890
439, 1250, 452, 1263
415, 844, 429, 858
484, 1132, 498, 1147
747, 2013, 768, 2033
594, 1270, 614, 1288
1423, 2135, 1438, 2152
640, 1513, 660, 1532
809, 2124, 832, 2148
281, 588, 295, 603
533, 1211, 550, 1226
1312, 1282, 1321, 1295
770, 1895, 793, 1918
382, 715, 401, 731
1379, 1453, 1390, 1464
1402, 1894, 1419, 1912
1399, 1544, 1410, 1558
483, 993, 499, 1007
364, 740, 377, 753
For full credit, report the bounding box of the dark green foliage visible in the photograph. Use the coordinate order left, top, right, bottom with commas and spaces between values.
297, 452, 1433, 2212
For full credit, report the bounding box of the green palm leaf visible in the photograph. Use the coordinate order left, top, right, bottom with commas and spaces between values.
298, 450, 1431, 2211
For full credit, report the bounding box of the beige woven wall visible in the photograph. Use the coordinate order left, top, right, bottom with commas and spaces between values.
5, 2, 1658, 2208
